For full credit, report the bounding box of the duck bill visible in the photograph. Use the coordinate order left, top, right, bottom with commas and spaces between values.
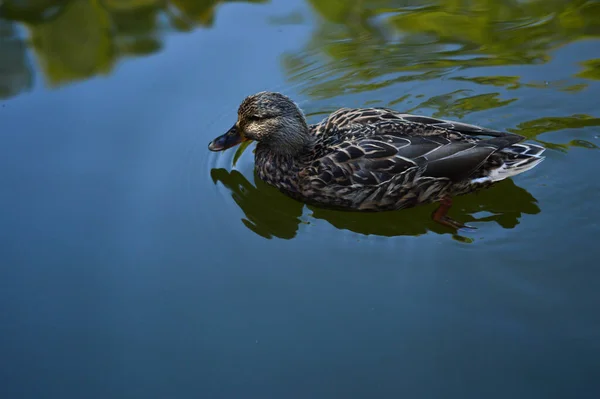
208, 124, 249, 152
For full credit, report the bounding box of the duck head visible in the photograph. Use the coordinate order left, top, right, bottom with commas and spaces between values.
208, 91, 311, 156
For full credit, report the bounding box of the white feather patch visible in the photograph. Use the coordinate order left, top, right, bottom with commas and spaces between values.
471, 156, 545, 184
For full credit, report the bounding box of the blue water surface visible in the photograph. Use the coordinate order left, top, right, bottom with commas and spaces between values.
1, 1, 600, 398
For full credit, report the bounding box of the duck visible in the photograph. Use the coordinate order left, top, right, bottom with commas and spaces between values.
208, 91, 545, 229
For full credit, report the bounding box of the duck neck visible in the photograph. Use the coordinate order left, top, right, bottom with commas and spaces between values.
264, 119, 312, 158
255, 139, 310, 194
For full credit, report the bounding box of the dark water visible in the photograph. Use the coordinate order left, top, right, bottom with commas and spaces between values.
1, 0, 600, 397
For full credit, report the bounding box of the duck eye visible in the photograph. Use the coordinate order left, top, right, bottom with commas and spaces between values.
247, 115, 262, 122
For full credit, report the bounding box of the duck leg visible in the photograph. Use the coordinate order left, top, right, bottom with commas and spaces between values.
432, 197, 475, 231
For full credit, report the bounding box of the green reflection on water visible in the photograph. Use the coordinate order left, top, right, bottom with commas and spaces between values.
510, 114, 600, 151
406, 90, 518, 119
3, 0, 599, 100
0, 0, 267, 92
576, 58, 600, 81
284, 0, 600, 98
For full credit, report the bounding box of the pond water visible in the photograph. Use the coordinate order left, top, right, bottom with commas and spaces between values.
1, 0, 600, 397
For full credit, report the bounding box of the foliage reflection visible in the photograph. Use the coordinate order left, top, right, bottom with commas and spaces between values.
0, 0, 267, 97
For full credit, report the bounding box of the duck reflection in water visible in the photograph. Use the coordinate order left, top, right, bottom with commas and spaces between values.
210, 168, 540, 240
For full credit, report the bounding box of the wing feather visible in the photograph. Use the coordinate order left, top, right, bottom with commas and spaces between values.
317, 107, 522, 139
302, 112, 526, 190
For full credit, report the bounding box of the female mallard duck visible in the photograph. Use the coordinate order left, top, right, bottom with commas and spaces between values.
208, 91, 545, 229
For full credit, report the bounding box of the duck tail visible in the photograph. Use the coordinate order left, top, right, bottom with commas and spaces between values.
471, 143, 546, 184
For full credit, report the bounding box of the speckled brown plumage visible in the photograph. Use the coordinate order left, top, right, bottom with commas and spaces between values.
209, 92, 546, 225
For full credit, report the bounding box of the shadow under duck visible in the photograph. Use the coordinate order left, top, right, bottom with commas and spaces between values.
208, 92, 545, 230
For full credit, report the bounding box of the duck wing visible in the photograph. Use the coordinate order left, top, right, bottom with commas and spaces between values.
302, 124, 525, 190
318, 107, 518, 139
